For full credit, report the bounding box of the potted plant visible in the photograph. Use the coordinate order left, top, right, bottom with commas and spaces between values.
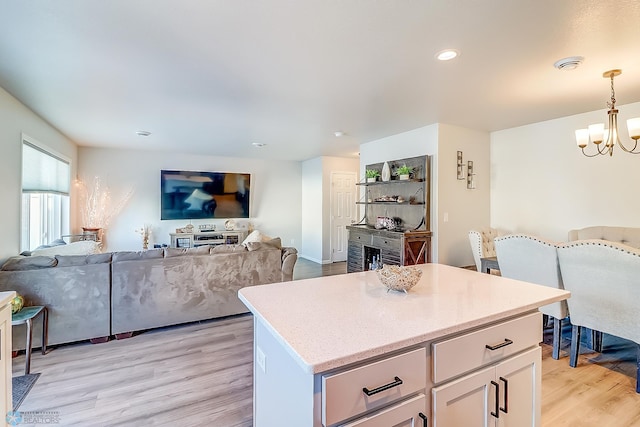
365, 169, 380, 183
396, 164, 413, 180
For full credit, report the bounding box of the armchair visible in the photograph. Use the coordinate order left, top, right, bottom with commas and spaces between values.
494, 234, 569, 359
557, 239, 640, 393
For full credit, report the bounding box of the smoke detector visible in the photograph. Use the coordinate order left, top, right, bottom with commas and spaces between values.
554, 56, 584, 70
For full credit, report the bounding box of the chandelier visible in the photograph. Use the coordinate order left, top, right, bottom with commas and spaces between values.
575, 69, 640, 157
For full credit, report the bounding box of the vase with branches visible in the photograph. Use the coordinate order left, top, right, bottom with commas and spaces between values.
79, 176, 133, 234
135, 225, 152, 250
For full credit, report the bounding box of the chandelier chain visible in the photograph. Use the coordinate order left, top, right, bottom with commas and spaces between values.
607, 74, 616, 110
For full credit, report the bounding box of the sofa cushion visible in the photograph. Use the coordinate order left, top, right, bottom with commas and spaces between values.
246, 238, 282, 251
164, 246, 212, 258
210, 244, 247, 254
55, 253, 113, 267
1, 256, 58, 271
31, 240, 101, 257
112, 248, 164, 262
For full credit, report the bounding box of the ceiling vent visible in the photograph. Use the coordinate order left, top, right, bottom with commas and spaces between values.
554, 56, 584, 70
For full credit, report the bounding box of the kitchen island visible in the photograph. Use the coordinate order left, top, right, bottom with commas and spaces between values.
239, 264, 569, 427
1, 291, 15, 427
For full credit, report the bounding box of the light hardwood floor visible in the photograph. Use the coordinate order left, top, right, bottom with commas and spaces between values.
11, 263, 640, 426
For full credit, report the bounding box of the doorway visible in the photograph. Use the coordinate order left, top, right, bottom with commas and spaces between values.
330, 171, 357, 262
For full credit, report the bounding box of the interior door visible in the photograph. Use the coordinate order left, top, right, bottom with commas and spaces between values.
330, 172, 357, 262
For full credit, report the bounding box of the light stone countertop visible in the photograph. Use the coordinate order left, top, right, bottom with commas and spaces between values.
239, 263, 570, 374
0, 291, 16, 309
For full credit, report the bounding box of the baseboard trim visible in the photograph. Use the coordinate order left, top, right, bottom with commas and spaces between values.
298, 255, 333, 265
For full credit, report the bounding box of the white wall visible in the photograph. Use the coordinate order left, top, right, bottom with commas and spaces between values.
78, 147, 302, 252
491, 101, 640, 241
301, 157, 323, 262
437, 124, 490, 267
0, 86, 78, 261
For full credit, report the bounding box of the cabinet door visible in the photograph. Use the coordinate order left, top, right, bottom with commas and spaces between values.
0, 303, 11, 422
340, 394, 427, 427
496, 347, 541, 427
432, 365, 495, 427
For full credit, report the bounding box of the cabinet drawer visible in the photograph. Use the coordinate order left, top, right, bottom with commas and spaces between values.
339, 393, 427, 427
372, 236, 400, 251
432, 312, 541, 384
323, 347, 426, 426
349, 230, 371, 245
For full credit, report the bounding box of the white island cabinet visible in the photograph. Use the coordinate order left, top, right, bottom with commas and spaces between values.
239, 264, 569, 427
1, 291, 15, 426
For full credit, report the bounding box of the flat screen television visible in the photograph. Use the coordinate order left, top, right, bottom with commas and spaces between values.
160, 170, 251, 220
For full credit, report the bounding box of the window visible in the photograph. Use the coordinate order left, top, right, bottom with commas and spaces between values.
21, 136, 71, 251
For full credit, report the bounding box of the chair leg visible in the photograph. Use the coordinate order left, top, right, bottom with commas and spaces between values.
552, 318, 562, 360
592, 330, 603, 353
570, 325, 581, 368
25, 318, 33, 375
636, 343, 640, 394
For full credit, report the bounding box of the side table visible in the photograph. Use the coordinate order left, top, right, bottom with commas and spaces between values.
480, 256, 500, 274
12, 306, 48, 374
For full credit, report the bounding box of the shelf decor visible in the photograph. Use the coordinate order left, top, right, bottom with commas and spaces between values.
381, 162, 391, 182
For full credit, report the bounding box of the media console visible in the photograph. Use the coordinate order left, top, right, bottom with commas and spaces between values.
169, 230, 248, 248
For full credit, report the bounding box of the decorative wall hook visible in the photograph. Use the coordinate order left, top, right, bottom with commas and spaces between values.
467, 161, 476, 189
457, 151, 464, 180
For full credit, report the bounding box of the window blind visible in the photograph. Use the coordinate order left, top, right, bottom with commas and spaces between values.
22, 141, 70, 195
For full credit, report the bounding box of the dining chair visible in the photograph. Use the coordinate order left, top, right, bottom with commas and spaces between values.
494, 234, 569, 360
557, 239, 640, 393
468, 228, 504, 273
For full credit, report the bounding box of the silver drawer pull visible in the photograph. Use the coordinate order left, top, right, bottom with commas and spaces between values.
362, 376, 403, 396
485, 339, 513, 351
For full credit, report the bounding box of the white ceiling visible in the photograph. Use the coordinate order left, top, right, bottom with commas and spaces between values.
2, 0, 640, 161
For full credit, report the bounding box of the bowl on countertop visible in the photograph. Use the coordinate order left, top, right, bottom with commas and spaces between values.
376, 265, 422, 293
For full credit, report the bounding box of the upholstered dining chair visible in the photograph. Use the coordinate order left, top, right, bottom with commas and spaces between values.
494, 234, 569, 360
468, 228, 504, 273
557, 239, 640, 393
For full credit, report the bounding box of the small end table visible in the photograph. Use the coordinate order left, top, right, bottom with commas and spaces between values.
12, 306, 48, 374
480, 256, 500, 274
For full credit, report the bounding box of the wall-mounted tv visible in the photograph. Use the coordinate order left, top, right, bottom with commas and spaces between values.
160, 170, 251, 220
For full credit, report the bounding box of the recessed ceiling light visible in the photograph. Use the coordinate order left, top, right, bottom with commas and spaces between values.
136, 130, 151, 137
252, 142, 266, 148
553, 56, 584, 70
435, 49, 459, 61
334, 131, 345, 137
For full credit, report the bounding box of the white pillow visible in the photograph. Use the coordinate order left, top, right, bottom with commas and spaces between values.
32, 240, 102, 257
242, 230, 273, 246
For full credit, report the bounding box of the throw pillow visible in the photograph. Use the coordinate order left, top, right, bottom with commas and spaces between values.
31, 240, 101, 257
33, 238, 67, 251
242, 230, 273, 246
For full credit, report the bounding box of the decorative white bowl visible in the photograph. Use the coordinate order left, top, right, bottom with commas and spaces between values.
376, 265, 422, 293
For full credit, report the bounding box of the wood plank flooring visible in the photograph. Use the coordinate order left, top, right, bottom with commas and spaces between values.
13, 315, 255, 427
11, 262, 640, 426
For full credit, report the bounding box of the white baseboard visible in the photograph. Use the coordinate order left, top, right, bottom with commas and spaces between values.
298, 254, 333, 265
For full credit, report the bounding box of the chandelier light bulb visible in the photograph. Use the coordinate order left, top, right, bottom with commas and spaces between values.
627, 118, 640, 140
574, 69, 640, 157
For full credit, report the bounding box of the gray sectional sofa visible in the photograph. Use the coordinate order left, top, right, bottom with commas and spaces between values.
0, 243, 297, 350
